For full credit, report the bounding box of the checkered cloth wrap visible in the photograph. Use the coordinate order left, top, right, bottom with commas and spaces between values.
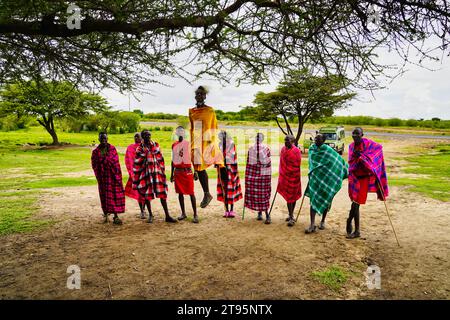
244, 143, 272, 211
348, 138, 389, 202
91, 144, 125, 214
305, 144, 348, 215
217, 141, 243, 205
133, 141, 168, 200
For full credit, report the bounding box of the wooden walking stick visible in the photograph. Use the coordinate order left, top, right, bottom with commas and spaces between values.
376, 179, 400, 247
295, 181, 309, 222
268, 191, 278, 216
242, 205, 246, 220
217, 166, 227, 211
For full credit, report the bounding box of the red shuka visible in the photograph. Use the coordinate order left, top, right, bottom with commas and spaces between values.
277, 145, 302, 203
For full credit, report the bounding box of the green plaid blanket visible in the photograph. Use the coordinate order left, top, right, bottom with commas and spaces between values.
305, 144, 348, 215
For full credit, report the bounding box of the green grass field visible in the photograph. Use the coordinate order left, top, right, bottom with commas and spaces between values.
390, 144, 450, 202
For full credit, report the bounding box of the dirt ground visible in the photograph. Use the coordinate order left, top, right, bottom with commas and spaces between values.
0, 138, 449, 299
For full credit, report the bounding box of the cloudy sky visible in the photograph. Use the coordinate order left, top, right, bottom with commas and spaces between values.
102, 48, 450, 120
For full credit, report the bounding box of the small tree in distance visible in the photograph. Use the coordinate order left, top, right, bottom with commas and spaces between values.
254, 69, 356, 144
0, 80, 109, 145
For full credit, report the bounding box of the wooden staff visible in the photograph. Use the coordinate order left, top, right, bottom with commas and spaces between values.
376, 179, 400, 247
295, 181, 309, 222
268, 191, 278, 216
242, 205, 246, 220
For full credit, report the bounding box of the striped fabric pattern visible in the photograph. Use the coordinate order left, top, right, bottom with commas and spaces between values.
133, 141, 168, 200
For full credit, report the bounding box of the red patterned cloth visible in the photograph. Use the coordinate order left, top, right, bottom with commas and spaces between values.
133, 141, 168, 200
124, 143, 144, 203
277, 145, 302, 203
348, 138, 389, 204
217, 140, 243, 205
172, 140, 195, 195
91, 144, 125, 214
244, 143, 272, 211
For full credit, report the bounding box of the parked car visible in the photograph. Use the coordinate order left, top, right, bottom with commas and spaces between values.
303, 126, 345, 155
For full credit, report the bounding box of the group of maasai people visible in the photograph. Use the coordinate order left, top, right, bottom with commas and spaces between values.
91, 86, 389, 239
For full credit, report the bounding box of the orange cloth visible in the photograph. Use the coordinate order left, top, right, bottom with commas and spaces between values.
189, 105, 223, 171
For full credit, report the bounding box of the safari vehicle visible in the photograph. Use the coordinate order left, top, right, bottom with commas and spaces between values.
303, 126, 346, 155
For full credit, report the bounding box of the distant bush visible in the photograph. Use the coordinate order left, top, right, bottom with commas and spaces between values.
142, 112, 179, 120
405, 119, 418, 127
60, 111, 140, 134
321, 115, 450, 129
176, 116, 189, 129
117, 111, 140, 133
0, 114, 33, 131
387, 118, 403, 126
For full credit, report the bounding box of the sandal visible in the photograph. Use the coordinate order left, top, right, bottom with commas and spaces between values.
287, 218, 295, 227
147, 215, 154, 224
113, 216, 123, 225
257, 212, 263, 221
264, 216, 271, 225
165, 216, 178, 223
319, 221, 326, 230
200, 194, 213, 208
103, 214, 109, 223
177, 214, 187, 221
305, 225, 317, 234
346, 231, 360, 239
139, 211, 146, 220
192, 216, 199, 224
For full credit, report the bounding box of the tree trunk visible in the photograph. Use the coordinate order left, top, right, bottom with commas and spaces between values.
38, 116, 60, 145
295, 116, 304, 145
48, 128, 59, 145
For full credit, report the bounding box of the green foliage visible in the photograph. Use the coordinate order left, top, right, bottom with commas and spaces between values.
0, 80, 109, 143
142, 112, 179, 120
312, 266, 350, 291
176, 116, 189, 129
254, 69, 355, 142
0, 114, 33, 131
117, 111, 141, 133
133, 109, 144, 116
324, 116, 450, 129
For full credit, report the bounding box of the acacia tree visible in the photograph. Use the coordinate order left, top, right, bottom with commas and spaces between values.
0, 1, 449, 91
254, 69, 356, 143
0, 80, 109, 144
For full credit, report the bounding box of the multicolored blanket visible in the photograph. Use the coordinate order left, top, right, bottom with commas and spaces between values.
133, 141, 168, 200
348, 138, 389, 202
217, 140, 242, 205
244, 143, 272, 211
305, 144, 348, 215
91, 144, 125, 214
125, 142, 144, 202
